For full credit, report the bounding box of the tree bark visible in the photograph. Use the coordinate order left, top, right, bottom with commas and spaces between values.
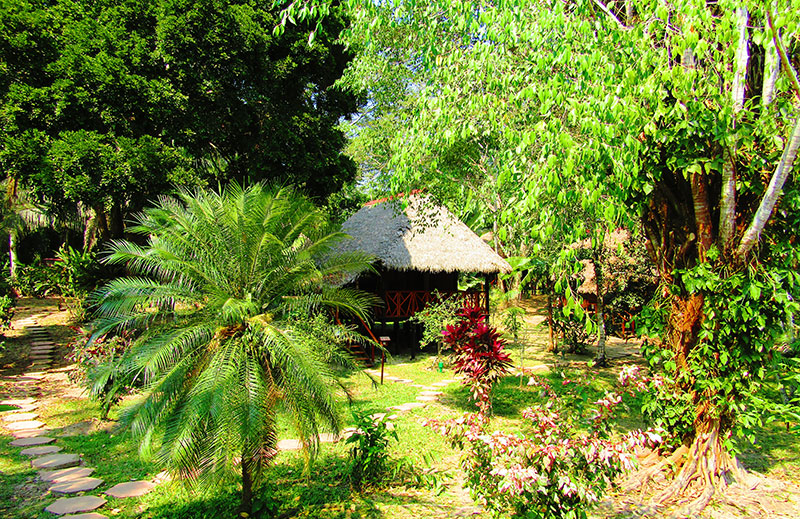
762, 33, 780, 107
690, 171, 714, 261
719, 7, 749, 251
592, 251, 607, 366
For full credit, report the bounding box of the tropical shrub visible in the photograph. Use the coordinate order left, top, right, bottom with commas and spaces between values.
346, 413, 398, 490
12, 263, 63, 297
69, 326, 137, 419
443, 306, 513, 414
55, 246, 109, 320
88, 184, 374, 514
426, 366, 663, 518
409, 291, 462, 352
0, 295, 13, 329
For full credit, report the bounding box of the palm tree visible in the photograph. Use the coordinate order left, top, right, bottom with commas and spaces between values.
89, 184, 375, 513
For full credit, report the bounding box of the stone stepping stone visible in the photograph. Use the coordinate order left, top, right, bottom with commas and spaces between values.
388, 402, 427, 412
391, 378, 413, 384
32, 453, 80, 469
3, 411, 39, 422
430, 381, 455, 387
105, 480, 155, 498
40, 467, 95, 483
30, 355, 52, 361
45, 495, 106, 515
419, 390, 444, 397
31, 346, 53, 352
14, 375, 44, 382
32, 340, 54, 345
318, 433, 339, 443
10, 436, 55, 447
369, 412, 387, 421
277, 439, 301, 450
415, 395, 439, 402
12, 428, 49, 439
17, 372, 45, 379
61, 513, 108, 519
1, 397, 36, 406
50, 477, 104, 494
7, 419, 45, 430
340, 427, 359, 440
21, 445, 62, 456
13, 404, 41, 412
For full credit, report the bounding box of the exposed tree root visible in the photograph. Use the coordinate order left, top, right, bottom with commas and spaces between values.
612, 422, 785, 518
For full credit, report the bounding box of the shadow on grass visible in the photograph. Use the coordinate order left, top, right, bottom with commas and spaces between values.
737, 422, 800, 476
139, 454, 392, 519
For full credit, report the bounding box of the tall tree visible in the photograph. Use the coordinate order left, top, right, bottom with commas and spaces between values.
90, 184, 375, 514
0, 0, 360, 245
279, 0, 800, 512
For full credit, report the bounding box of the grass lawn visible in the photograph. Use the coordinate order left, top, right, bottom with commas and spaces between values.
2, 297, 799, 518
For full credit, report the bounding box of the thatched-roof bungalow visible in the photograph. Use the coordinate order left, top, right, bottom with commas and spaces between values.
337, 195, 510, 351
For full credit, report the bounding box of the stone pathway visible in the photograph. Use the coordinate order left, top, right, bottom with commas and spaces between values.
1, 315, 158, 517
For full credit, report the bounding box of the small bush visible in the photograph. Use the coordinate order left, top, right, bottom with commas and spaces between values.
13, 263, 63, 297
69, 327, 138, 419
410, 291, 463, 353
346, 413, 399, 490
443, 306, 513, 414
426, 365, 664, 519
0, 295, 14, 329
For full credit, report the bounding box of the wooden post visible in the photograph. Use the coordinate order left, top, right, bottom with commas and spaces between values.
484, 274, 491, 322
379, 336, 390, 385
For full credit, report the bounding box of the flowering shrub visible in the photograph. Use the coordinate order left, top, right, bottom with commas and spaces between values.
68, 327, 137, 419
443, 306, 513, 413
425, 365, 664, 518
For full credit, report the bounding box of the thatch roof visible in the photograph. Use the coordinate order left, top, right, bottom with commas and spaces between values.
338, 195, 511, 275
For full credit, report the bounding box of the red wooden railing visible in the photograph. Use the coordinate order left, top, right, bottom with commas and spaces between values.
377, 290, 485, 319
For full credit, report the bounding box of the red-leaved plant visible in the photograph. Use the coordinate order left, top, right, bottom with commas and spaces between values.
443, 306, 513, 414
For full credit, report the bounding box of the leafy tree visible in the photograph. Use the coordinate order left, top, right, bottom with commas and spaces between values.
0, 0, 360, 245
279, 0, 800, 512
89, 184, 375, 514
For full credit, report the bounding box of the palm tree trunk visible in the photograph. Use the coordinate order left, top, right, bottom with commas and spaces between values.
240, 455, 254, 516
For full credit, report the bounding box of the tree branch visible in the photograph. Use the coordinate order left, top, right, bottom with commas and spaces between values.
730, 7, 749, 113
592, 0, 626, 29
736, 114, 800, 258
735, 9, 800, 259
719, 7, 748, 251
762, 2, 780, 107
767, 9, 800, 101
